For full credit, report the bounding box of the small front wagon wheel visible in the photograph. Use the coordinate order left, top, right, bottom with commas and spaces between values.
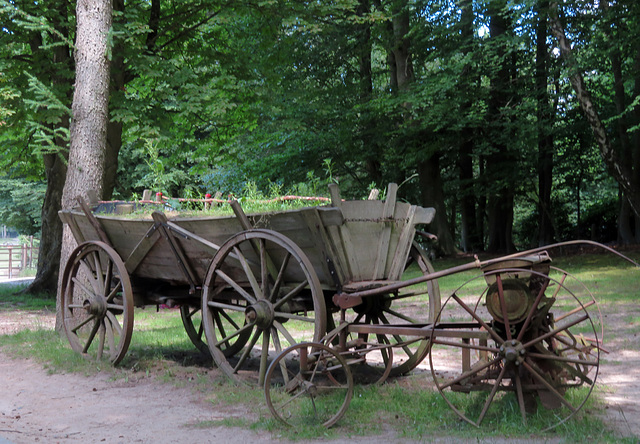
61, 241, 134, 365
264, 342, 353, 428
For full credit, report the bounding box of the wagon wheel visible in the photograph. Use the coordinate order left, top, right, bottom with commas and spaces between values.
202, 229, 326, 385
264, 342, 353, 428
344, 243, 440, 376
181, 305, 252, 357
60, 241, 134, 365
429, 268, 600, 431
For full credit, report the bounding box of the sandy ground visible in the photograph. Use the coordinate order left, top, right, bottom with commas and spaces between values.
0, 278, 638, 443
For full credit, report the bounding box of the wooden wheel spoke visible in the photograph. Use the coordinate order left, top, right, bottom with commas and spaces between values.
207, 299, 250, 312
270, 252, 291, 303
272, 328, 289, 385
259, 328, 271, 386
105, 280, 122, 303
97, 321, 106, 361
106, 310, 123, 337
91, 253, 105, 296
218, 307, 243, 329
105, 318, 116, 358
214, 269, 257, 304
233, 246, 263, 300
233, 329, 262, 373
260, 239, 270, 300
273, 281, 308, 311
273, 320, 297, 348
213, 310, 228, 341
104, 260, 113, 298
383, 306, 417, 323
82, 318, 102, 353
71, 276, 96, 299
70, 314, 96, 334
272, 311, 315, 323
215, 321, 255, 348
522, 359, 577, 412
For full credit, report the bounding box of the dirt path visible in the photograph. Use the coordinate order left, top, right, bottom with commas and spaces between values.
0, 307, 638, 443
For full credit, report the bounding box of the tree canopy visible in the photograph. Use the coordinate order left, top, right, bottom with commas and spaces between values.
1, 0, 639, 279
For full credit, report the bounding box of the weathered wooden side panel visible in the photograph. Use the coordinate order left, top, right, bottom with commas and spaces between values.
59, 195, 434, 291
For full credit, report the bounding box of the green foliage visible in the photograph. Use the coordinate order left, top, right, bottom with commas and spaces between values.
0, 177, 45, 235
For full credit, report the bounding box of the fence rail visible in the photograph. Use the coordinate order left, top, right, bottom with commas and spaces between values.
0, 242, 39, 280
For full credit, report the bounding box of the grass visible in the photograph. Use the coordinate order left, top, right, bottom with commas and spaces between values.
0, 251, 639, 442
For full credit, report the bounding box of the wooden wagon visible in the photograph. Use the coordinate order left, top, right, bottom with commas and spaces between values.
58, 183, 621, 431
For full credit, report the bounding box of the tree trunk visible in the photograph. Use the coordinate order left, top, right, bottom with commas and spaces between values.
418, 156, 457, 256
23, 153, 67, 295
457, 0, 481, 252
486, 0, 516, 253
56, 0, 113, 331
536, 1, 555, 246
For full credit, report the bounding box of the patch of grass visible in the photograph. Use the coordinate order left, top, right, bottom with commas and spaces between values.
0, 284, 55, 311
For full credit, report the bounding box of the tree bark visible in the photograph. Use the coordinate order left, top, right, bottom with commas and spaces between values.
56, 0, 113, 331
536, 1, 555, 246
457, 0, 482, 252
486, 0, 516, 253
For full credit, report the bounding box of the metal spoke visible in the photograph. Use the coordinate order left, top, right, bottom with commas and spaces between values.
452, 294, 504, 345
439, 356, 502, 390
477, 363, 508, 425
522, 359, 576, 412
495, 275, 512, 341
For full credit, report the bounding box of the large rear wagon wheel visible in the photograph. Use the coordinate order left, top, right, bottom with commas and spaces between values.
429, 268, 600, 431
61, 241, 134, 365
202, 229, 326, 385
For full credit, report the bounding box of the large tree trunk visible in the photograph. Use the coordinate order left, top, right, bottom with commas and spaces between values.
549, 2, 640, 218
56, 0, 113, 331
536, 0, 555, 246
457, 0, 482, 252
24, 154, 66, 295
486, 0, 516, 253
418, 156, 457, 255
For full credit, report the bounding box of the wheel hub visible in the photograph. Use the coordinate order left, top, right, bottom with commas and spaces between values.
83, 295, 107, 317
500, 339, 525, 365
245, 300, 274, 330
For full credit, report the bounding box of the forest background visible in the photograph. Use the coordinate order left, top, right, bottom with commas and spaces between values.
1, 0, 639, 295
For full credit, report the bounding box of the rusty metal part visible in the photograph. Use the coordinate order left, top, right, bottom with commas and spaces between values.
428, 267, 600, 431
264, 342, 354, 428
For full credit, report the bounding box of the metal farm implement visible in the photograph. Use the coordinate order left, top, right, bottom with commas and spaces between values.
58, 183, 636, 431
